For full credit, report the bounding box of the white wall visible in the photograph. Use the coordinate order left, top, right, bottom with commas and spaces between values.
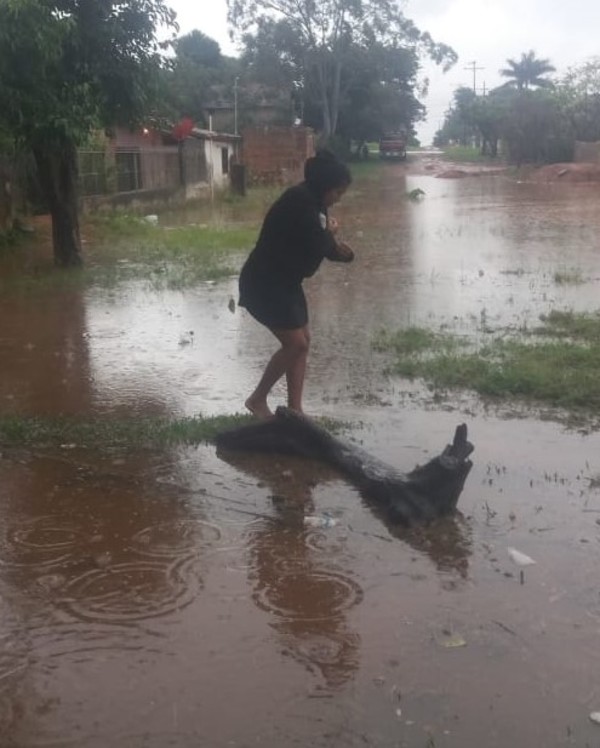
204, 139, 235, 189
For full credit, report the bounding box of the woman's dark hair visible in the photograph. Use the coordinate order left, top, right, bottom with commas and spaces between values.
304, 149, 352, 195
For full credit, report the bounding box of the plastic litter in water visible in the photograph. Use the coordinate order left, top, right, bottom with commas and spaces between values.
590, 712, 600, 725
303, 515, 338, 528
437, 632, 467, 649
507, 547, 536, 566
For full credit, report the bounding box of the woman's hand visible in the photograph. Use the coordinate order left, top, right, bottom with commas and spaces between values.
327, 216, 339, 235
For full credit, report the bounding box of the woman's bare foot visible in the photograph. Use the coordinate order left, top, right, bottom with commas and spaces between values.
245, 396, 273, 420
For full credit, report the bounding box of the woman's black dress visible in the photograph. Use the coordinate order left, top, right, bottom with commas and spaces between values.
239, 182, 350, 330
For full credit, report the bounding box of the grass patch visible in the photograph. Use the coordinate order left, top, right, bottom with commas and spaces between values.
375, 313, 600, 416
0, 413, 253, 449
0, 213, 258, 292
85, 214, 257, 289
373, 326, 465, 357
535, 309, 600, 342
0, 412, 352, 450
440, 145, 493, 163
553, 267, 585, 285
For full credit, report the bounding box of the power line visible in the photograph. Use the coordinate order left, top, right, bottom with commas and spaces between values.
464, 61, 485, 94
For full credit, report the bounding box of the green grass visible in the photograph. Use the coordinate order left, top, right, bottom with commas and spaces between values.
553, 267, 585, 285
440, 145, 492, 163
85, 214, 257, 289
0, 413, 253, 449
535, 309, 600, 341
0, 412, 351, 450
373, 326, 466, 357
0, 214, 259, 293
375, 312, 600, 417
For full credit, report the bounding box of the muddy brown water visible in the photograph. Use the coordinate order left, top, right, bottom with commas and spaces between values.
1, 158, 600, 747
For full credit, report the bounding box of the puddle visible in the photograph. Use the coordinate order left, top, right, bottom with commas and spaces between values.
1, 157, 600, 746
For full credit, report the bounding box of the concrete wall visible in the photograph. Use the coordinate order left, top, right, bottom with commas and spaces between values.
241, 126, 315, 184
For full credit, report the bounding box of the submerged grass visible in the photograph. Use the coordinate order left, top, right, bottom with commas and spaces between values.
85, 214, 257, 289
0, 412, 351, 450
553, 267, 586, 285
375, 311, 600, 417
1, 203, 262, 293
0, 413, 253, 449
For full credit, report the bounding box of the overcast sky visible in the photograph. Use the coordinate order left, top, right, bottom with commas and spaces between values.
168, 0, 600, 143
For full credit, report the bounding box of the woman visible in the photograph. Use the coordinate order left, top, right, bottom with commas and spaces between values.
239, 149, 354, 419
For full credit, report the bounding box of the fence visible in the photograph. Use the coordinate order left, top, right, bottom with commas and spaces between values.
78, 147, 182, 198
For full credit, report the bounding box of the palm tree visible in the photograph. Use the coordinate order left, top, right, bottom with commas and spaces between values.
499, 50, 556, 90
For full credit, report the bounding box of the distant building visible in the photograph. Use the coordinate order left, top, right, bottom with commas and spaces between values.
79, 124, 241, 208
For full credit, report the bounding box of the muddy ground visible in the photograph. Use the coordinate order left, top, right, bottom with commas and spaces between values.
1, 155, 600, 747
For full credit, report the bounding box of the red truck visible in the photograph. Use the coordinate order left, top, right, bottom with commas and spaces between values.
379, 131, 407, 160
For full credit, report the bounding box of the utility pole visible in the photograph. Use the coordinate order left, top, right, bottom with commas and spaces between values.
233, 76, 239, 136
464, 61, 485, 94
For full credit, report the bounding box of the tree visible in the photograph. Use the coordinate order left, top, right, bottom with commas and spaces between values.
558, 57, 600, 142
163, 30, 239, 127
499, 50, 556, 91
433, 86, 478, 147
335, 43, 424, 153
227, 0, 456, 141
0, 0, 176, 266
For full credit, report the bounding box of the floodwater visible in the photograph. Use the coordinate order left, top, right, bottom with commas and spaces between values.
1, 157, 600, 747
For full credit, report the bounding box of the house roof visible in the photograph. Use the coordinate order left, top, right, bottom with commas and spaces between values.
190, 127, 241, 144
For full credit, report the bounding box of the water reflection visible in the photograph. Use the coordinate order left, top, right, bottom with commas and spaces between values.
0, 288, 92, 415
219, 451, 362, 690
395, 514, 473, 580
247, 521, 362, 690
0, 451, 212, 745
220, 448, 473, 585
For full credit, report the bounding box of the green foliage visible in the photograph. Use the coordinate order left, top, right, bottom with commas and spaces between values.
335, 43, 424, 145
161, 30, 243, 128
0, 0, 178, 266
433, 86, 480, 148
229, 0, 456, 138
557, 57, 600, 142
435, 75, 575, 165
0, 0, 177, 147
499, 50, 556, 91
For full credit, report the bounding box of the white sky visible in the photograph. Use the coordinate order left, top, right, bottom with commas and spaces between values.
168, 0, 600, 144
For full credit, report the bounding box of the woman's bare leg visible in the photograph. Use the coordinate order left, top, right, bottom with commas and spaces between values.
285, 326, 310, 413
245, 327, 309, 419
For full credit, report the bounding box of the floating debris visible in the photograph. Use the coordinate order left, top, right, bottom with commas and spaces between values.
507, 547, 536, 567
507, 547, 536, 585
437, 631, 467, 648
407, 188, 426, 201
303, 515, 338, 529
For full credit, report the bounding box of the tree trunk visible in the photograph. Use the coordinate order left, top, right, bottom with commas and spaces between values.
317, 60, 332, 140
329, 58, 342, 135
33, 138, 82, 267
216, 408, 474, 527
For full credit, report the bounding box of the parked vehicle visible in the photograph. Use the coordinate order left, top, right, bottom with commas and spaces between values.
379, 132, 407, 160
